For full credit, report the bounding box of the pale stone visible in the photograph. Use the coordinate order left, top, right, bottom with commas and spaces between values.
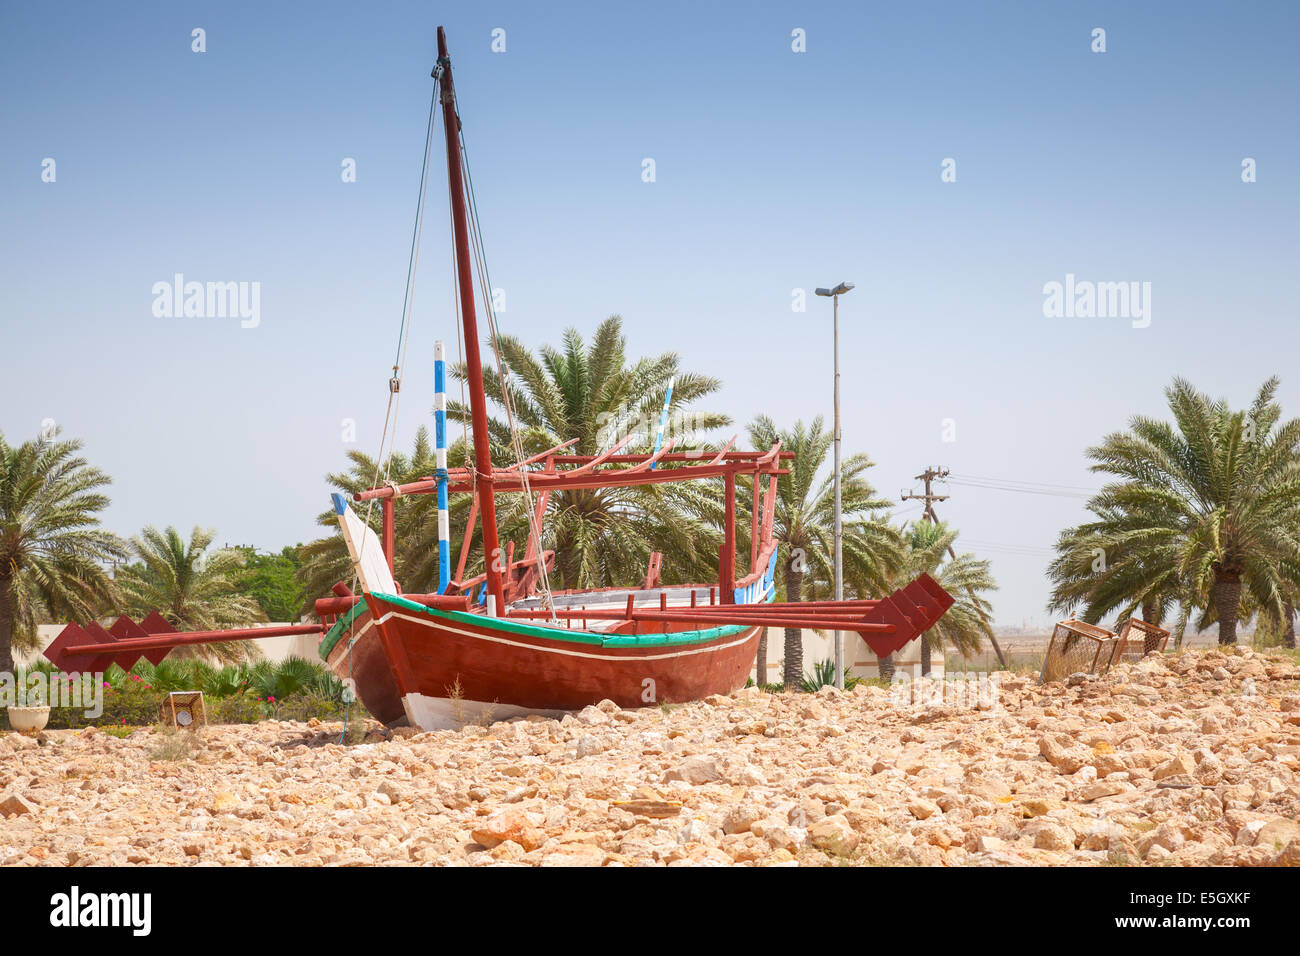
908, 799, 939, 820
1039, 736, 1087, 774
1076, 781, 1125, 802
1256, 817, 1300, 851
663, 755, 721, 785
1032, 823, 1074, 851
1153, 753, 1196, 781
807, 815, 859, 853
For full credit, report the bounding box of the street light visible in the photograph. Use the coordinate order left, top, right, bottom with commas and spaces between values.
814, 281, 854, 689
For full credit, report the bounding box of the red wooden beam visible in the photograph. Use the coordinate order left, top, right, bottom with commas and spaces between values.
314, 592, 471, 617
381, 497, 395, 576
453, 493, 480, 590
720, 470, 736, 604
548, 451, 794, 464
504, 606, 897, 634
437, 26, 504, 614
57, 623, 324, 657
354, 453, 793, 501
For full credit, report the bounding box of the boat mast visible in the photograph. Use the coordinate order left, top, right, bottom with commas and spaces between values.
435, 26, 505, 613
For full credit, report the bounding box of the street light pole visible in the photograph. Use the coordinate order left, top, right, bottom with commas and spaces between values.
815, 281, 853, 689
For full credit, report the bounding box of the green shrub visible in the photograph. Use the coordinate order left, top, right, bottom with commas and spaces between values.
800, 658, 864, 693
32, 654, 361, 729
247, 657, 321, 701
200, 664, 247, 698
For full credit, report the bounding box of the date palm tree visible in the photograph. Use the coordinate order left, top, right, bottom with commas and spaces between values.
746, 416, 901, 689
896, 520, 997, 675
0, 429, 125, 672
1047, 499, 1183, 630
446, 316, 731, 589
116, 526, 265, 663
1050, 376, 1300, 645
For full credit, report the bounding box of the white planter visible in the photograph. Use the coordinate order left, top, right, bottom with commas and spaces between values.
7, 706, 50, 733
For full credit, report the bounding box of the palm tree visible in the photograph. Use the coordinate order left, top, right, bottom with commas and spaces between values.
116, 526, 265, 662
896, 520, 997, 675
746, 416, 901, 689
446, 316, 731, 590
1050, 377, 1300, 645
0, 429, 125, 672
1047, 500, 1184, 629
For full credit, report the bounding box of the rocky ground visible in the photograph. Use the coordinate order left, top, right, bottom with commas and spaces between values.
3, 645, 1299, 866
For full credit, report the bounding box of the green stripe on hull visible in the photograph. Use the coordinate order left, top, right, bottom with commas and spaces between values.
318, 601, 370, 661
363, 591, 750, 648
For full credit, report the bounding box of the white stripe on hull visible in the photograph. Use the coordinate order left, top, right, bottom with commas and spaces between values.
401, 692, 566, 730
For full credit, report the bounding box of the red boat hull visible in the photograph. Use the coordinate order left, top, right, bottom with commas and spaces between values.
323, 592, 762, 728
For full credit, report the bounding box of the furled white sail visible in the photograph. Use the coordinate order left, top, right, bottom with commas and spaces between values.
332, 493, 397, 595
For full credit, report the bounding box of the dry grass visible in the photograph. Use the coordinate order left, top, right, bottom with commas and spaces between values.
147, 726, 202, 762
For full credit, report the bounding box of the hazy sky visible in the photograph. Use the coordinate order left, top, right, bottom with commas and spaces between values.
3, 1, 1297, 627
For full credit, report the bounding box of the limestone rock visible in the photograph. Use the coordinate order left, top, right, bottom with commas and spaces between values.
807, 815, 859, 853
663, 755, 721, 785
1153, 753, 1196, 781
471, 808, 545, 852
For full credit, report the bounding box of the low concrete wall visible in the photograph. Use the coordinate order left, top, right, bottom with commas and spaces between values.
753, 628, 943, 684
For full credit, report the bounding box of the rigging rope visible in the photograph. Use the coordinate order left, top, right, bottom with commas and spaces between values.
453, 89, 557, 619
338, 80, 440, 739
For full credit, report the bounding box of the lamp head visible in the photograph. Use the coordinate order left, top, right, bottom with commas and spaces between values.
815, 282, 854, 297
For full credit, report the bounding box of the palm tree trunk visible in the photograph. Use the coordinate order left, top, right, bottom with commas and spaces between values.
1213, 570, 1242, 645
1141, 599, 1160, 626
920, 633, 932, 676
782, 561, 803, 690
0, 575, 15, 676
877, 653, 895, 681
1285, 601, 1296, 650
555, 540, 575, 592
755, 628, 768, 686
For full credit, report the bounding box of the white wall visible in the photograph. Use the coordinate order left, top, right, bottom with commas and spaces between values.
754, 628, 943, 683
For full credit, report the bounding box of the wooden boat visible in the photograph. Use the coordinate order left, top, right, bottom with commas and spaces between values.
309, 27, 955, 729
45, 26, 956, 730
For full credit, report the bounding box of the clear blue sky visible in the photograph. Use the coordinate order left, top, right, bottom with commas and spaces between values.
3, 1, 1297, 627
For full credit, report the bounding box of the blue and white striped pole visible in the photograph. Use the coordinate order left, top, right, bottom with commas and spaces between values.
650, 377, 674, 469
434, 341, 451, 594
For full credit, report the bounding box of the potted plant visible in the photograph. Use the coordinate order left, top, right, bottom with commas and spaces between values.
7, 674, 50, 733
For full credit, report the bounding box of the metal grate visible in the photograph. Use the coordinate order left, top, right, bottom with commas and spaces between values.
1039, 620, 1120, 683
1115, 618, 1170, 662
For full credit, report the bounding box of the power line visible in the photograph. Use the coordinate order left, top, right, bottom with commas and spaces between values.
949, 473, 1099, 493
963, 540, 1056, 558
946, 474, 1097, 500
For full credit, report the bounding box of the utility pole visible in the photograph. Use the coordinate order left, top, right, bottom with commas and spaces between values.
901, 466, 1008, 670
901, 466, 949, 523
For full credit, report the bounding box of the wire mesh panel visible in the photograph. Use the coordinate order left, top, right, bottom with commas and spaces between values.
1116, 618, 1170, 662
159, 691, 207, 729
1039, 620, 1119, 683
